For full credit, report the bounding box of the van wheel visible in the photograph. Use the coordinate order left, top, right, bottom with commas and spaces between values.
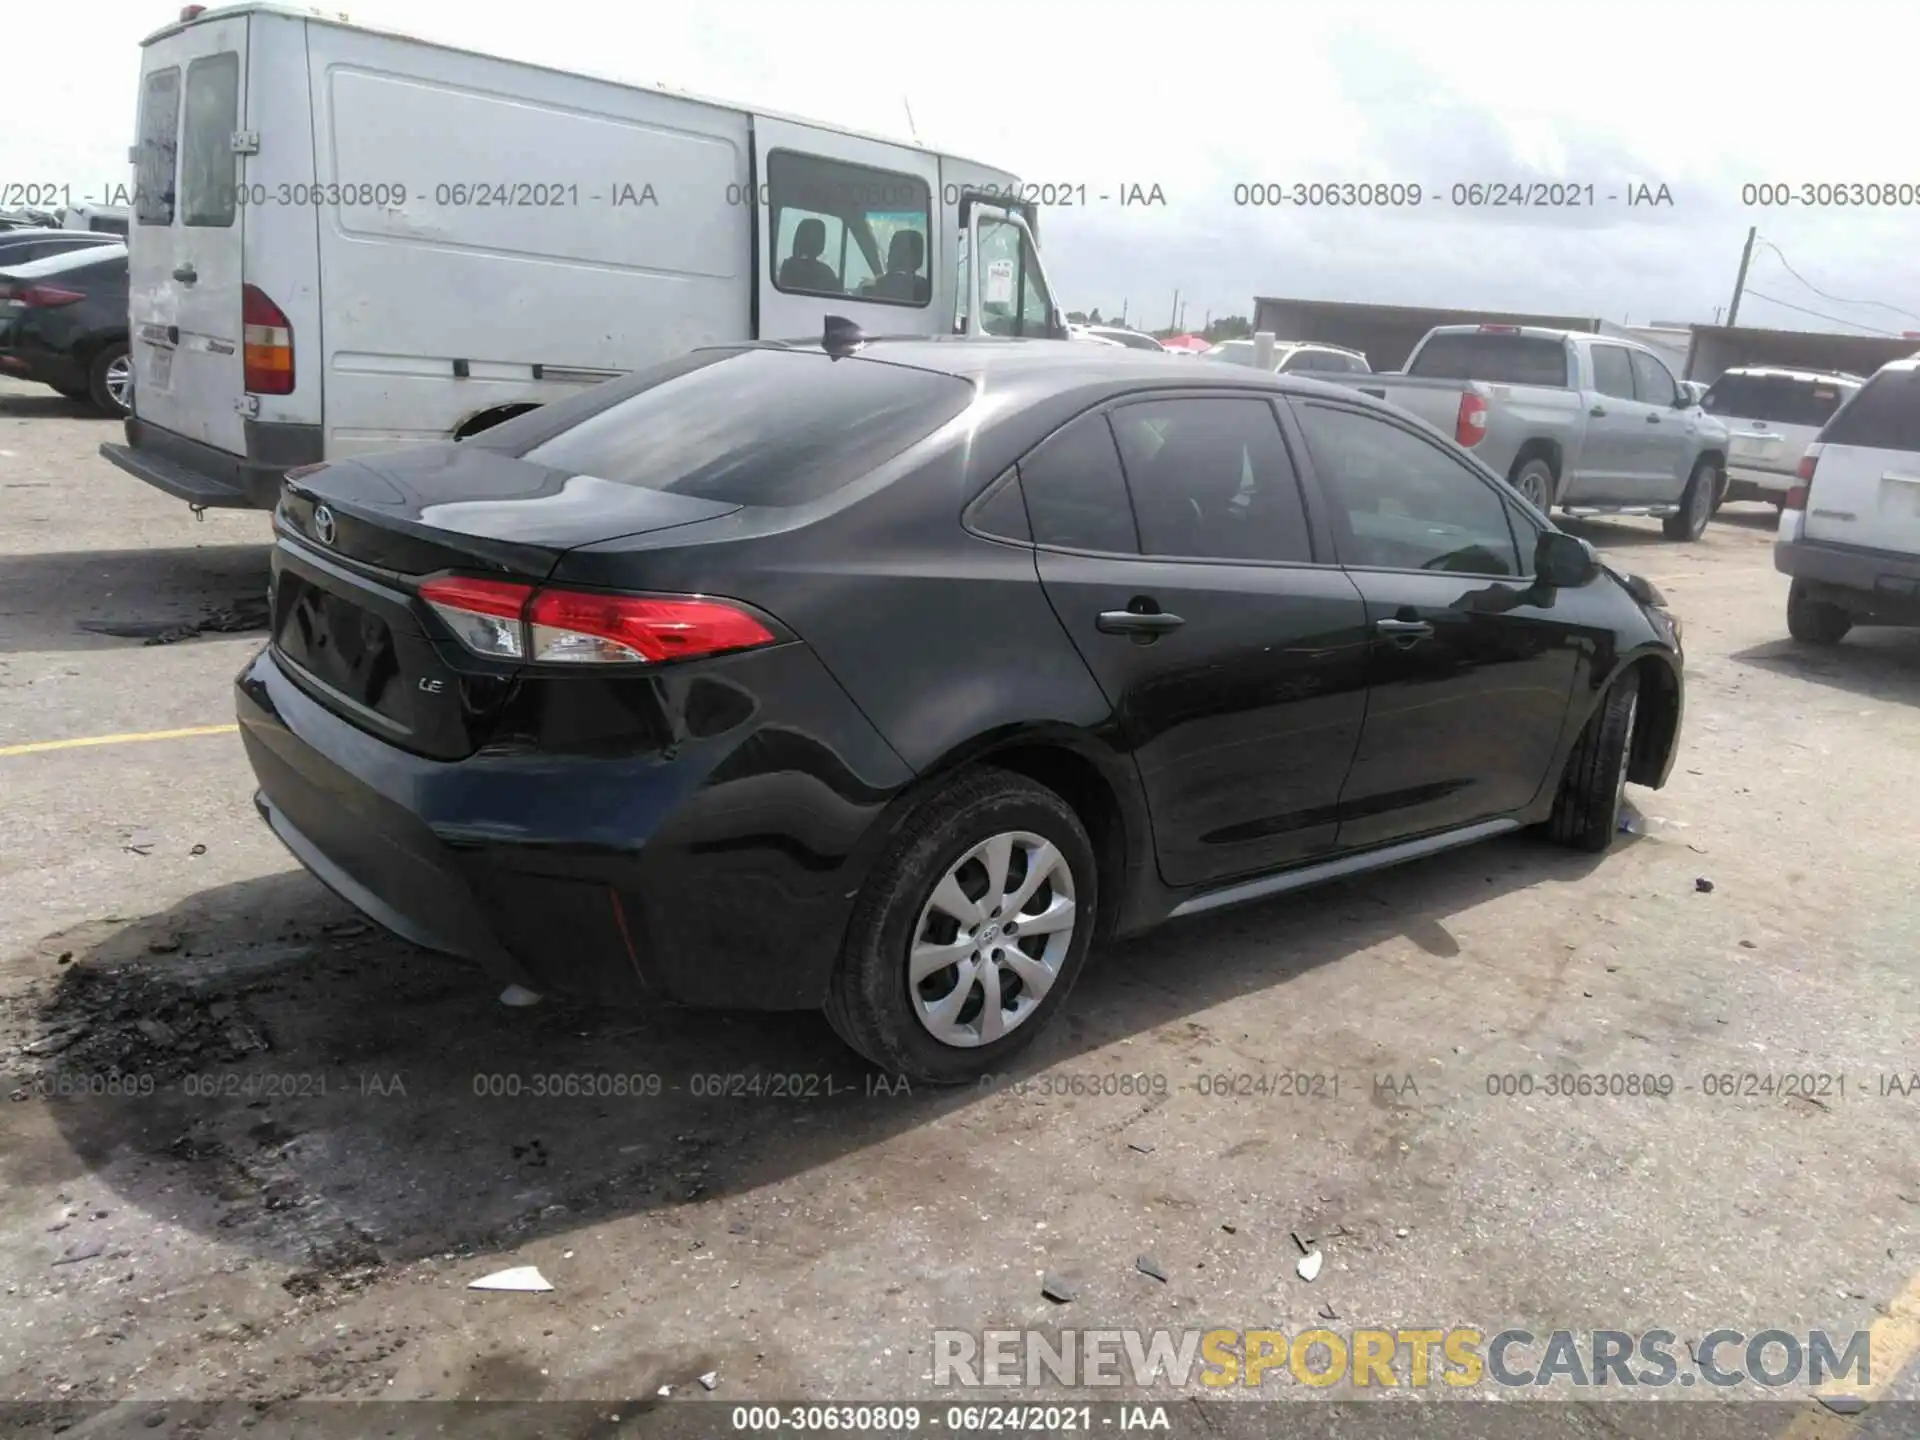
1662, 458, 1717, 540
1509, 457, 1556, 512
1544, 672, 1639, 853
824, 769, 1098, 1086
88, 343, 132, 416
1786, 580, 1851, 646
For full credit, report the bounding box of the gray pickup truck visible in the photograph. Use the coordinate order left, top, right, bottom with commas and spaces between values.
1325, 325, 1729, 541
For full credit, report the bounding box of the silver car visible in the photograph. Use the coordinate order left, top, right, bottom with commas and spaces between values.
1704, 367, 1862, 508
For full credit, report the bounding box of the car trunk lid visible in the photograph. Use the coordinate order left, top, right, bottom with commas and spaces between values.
270, 444, 742, 759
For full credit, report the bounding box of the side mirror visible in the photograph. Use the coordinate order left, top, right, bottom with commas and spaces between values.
1535, 530, 1601, 588
1673, 391, 1692, 409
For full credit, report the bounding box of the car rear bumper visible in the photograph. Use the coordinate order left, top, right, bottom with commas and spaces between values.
99, 414, 322, 510
1724, 464, 1793, 499
1775, 535, 1920, 624
236, 643, 904, 1010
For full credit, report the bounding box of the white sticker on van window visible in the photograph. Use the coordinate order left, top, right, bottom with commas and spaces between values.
985, 259, 1015, 306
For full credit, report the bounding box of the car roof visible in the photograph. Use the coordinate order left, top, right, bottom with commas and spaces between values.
0, 244, 128, 279
734, 335, 1401, 407
1423, 324, 1581, 343
1715, 366, 1864, 385
0, 229, 119, 246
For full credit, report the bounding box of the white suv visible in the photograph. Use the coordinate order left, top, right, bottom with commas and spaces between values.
1774, 356, 1920, 644
1703, 366, 1862, 508
1204, 339, 1373, 375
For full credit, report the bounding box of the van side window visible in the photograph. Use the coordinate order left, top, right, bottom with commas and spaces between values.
136, 67, 182, 226
767, 150, 930, 309
182, 53, 240, 228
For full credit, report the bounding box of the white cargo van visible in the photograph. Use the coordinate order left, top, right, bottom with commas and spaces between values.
101, 2, 1066, 511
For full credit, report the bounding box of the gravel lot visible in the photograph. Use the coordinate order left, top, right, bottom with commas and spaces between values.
3, 375, 1918, 1436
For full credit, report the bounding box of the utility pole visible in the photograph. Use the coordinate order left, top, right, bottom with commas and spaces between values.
1169, 289, 1180, 335
1120, 298, 1128, 326
1726, 226, 1757, 328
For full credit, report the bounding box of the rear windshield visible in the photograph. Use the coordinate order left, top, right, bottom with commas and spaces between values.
516, 348, 975, 506
1702, 372, 1852, 428
2, 245, 127, 279
1818, 369, 1920, 452
1409, 333, 1570, 387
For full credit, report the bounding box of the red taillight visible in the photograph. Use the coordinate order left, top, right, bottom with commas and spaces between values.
1796, 452, 1819, 483
420, 577, 776, 667
1455, 391, 1490, 447
23, 284, 86, 308
242, 283, 294, 395
1783, 485, 1808, 511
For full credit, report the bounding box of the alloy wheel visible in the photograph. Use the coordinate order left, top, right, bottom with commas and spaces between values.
908, 830, 1077, 1048
104, 354, 133, 412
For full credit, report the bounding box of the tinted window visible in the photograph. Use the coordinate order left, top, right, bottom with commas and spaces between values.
1109, 399, 1312, 563
1819, 370, 1920, 452
1407, 333, 1570, 387
1590, 345, 1636, 400
519, 348, 972, 506
181, 53, 240, 227
969, 472, 1031, 543
136, 67, 181, 226
1703, 372, 1854, 427
1629, 349, 1677, 406
1018, 412, 1139, 553
768, 150, 930, 308
1294, 402, 1521, 575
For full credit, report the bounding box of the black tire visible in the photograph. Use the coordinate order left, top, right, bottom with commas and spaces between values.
1509, 456, 1556, 513
87, 341, 131, 416
1545, 671, 1640, 853
1786, 579, 1852, 646
824, 768, 1099, 1085
1662, 457, 1718, 540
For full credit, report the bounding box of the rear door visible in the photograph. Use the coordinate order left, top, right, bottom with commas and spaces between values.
1628, 346, 1693, 501
129, 14, 248, 452
754, 118, 939, 342
1580, 343, 1648, 497
1024, 395, 1372, 887
1805, 365, 1920, 555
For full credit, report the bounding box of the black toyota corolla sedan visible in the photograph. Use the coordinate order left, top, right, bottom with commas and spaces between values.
238, 334, 1684, 1084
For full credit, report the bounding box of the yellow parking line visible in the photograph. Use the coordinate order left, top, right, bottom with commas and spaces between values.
0, 723, 239, 759
1778, 1268, 1920, 1439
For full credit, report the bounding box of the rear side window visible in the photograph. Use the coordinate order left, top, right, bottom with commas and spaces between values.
1590, 345, 1635, 400
1703, 373, 1853, 428
1109, 398, 1313, 563
519, 348, 973, 506
1819, 370, 1920, 452
136, 67, 182, 226
1017, 412, 1139, 553
181, 52, 240, 228
1408, 333, 1570, 387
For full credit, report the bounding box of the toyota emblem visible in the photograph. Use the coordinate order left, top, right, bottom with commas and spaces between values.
313, 504, 336, 547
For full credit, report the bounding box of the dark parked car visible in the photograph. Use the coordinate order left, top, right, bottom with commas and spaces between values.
0, 243, 130, 414
237, 336, 1686, 1083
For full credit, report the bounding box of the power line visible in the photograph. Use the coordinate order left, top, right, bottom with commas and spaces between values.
1741, 287, 1902, 336
1754, 237, 1920, 326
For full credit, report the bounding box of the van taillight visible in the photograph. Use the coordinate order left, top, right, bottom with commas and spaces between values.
242, 284, 294, 395
1455, 391, 1489, 447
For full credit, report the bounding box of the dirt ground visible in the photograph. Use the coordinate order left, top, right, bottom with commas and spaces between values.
3, 375, 1919, 1437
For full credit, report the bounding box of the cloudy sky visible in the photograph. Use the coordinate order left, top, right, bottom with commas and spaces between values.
10, 0, 1917, 335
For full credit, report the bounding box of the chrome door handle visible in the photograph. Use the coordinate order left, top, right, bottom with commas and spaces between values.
1375, 617, 1434, 637
1096, 610, 1185, 636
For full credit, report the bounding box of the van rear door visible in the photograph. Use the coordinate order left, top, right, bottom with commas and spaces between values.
1805, 364, 1920, 555
129, 12, 248, 455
